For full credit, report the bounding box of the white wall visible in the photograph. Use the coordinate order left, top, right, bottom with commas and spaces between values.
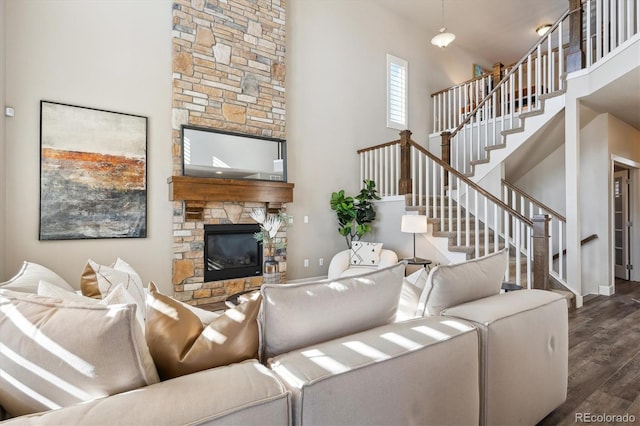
509, 110, 639, 295
285, 0, 492, 279
0, 0, 6, 279
3, 0, 174, 292
514, 145, 567, 217
580, 114, 610, 295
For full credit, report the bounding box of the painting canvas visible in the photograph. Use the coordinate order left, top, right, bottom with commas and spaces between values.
473, 64, 490, 78
39, 101, 147, 240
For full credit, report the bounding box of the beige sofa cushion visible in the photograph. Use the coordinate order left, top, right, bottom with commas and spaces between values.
0, 261, 74, 294
1, 360, 291, 426
260, 262, 405, 361
443, 290, 568, 425
418, 249, 508, 316
145, 283, 261, 380
269, 315, 479, 426
0, 289, 159, 417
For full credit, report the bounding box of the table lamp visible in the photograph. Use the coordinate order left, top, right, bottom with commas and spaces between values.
401, 214, 428, 262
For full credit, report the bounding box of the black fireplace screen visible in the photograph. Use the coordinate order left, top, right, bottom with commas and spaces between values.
204, 224, 262, 281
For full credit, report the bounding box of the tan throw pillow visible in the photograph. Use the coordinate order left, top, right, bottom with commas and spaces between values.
1, 261, 74, 293
145, 283, 261, 381
0, 289, 159, 417
418, 249, 508, 316
38, 281, 146, 333
260, 262, 405, 361
81, 258, 146, 319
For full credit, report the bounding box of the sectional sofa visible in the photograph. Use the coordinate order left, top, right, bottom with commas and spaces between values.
0, 249, 568, 425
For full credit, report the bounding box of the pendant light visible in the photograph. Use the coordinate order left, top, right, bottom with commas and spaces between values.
431, 0, 456, 48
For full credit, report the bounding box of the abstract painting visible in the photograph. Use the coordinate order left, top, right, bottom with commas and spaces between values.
39, 101, 147, 240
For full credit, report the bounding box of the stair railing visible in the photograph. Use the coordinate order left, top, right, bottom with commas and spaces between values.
440, 7, 572, 177
359, 130, 553, 290
502, 179, 568, 284
433, 0, 639, 177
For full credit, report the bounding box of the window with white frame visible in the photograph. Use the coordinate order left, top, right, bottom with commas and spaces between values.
386, 54, 408, 130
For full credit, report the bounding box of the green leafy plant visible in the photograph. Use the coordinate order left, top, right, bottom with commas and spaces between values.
330, 179, 381, 248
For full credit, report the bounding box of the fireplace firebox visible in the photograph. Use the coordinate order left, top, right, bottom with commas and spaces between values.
204, 224, 263, 282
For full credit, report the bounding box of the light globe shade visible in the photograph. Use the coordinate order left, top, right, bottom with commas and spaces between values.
431, 29, 456, 48
401, 215, 428, 234
536, 24, 553, 36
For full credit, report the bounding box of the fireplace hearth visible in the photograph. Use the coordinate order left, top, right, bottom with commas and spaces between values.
204, 224, 263, 282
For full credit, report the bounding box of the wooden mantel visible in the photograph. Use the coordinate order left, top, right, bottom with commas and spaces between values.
168, 176, 294, 204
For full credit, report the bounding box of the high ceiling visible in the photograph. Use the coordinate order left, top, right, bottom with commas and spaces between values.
379, 0, 640, 129
378, 0, 568, 64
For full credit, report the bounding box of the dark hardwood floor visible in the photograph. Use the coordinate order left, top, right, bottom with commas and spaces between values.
538, 279, 640, 425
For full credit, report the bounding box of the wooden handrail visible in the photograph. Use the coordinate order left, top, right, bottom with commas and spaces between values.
430, 72, 492, 98
357, 139, 400, 154
553, 234, 597, 260
502, 179, 567, 222
406, 138, 534, 227
430, 43, 571, 98
449, 7, 573, 137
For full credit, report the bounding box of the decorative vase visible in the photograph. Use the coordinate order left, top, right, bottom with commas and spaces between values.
263, 255, 280, 284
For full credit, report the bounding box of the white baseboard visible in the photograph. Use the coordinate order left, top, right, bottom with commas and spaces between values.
599, 285, 614, 296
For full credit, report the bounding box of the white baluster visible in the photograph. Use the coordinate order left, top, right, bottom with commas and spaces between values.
493, 203, 499, 253
515, 219, 521, 287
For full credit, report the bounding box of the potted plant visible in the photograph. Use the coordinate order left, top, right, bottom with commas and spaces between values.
249, 208, 288, 283
330, 179, 381, 248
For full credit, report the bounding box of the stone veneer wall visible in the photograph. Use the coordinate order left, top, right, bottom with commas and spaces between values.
171, 0, 286, 306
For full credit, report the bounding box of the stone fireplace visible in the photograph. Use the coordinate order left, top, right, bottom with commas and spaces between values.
170, 0, 287, 308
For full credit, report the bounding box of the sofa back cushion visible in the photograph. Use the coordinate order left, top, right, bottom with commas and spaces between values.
418, 249, 508, 316
1, 261, 74, 294
259, 262, 405, 361
0, 289, 159, 417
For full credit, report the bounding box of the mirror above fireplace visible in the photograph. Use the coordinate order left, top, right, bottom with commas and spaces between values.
182, 125, 286, 182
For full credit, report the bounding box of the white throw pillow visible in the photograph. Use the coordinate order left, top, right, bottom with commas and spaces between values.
259, 262, 405, 361
81, 258, 146, 320
37, 280, 92, 302
0, 289, 159, 417
418, 249, 508, 316
350, 242, 383, 266
0, 261, 74, 293
395, 268, 429, 322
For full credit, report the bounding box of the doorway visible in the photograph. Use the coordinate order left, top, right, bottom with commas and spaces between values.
613, 166, 631, 280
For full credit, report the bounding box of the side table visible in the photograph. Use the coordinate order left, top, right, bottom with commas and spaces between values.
404, 257, 433, 272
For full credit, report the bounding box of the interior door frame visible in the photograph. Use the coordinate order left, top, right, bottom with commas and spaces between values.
613, 168, 630, 280
610, 155, 640, 289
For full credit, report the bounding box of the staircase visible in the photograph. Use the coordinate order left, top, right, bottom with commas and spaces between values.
357, 0, 638, 308
411, 194, 530, 284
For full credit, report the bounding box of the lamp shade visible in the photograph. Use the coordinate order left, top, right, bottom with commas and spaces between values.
401, 215, 428, 234
431, 29, 456, 48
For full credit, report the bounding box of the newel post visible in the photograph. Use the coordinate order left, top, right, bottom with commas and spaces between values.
492, 62, 504, 116
566, 0, 585, 73
441, 131, 451, 187
532, 214, 550, 290
399, 130, 412, 195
